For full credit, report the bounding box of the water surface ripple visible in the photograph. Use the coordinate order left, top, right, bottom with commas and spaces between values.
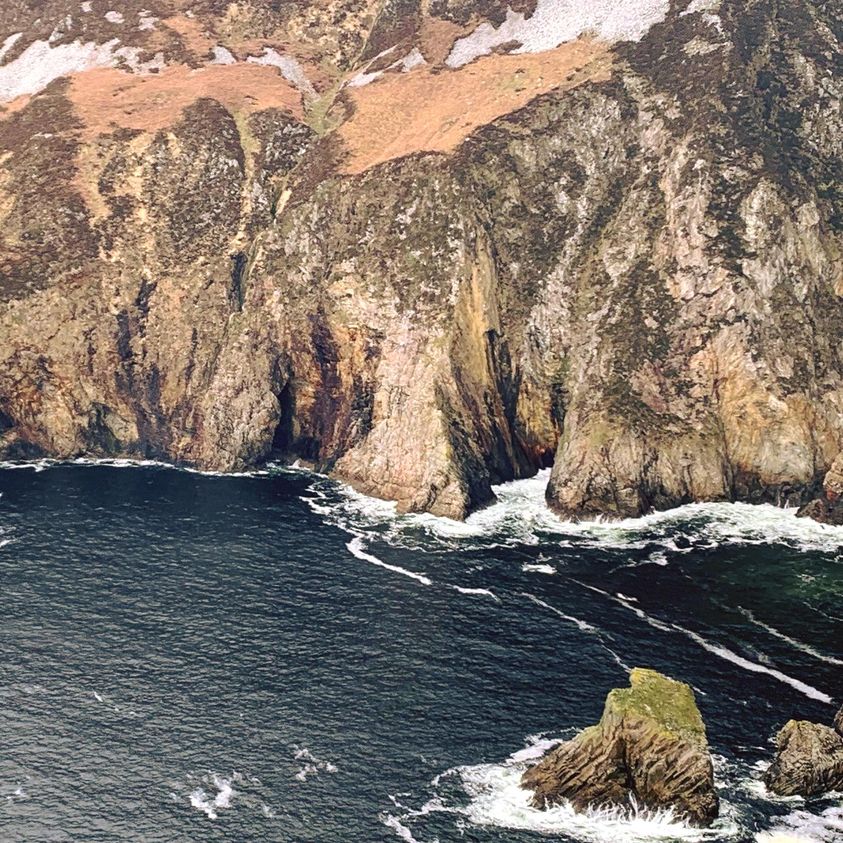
0, 463, 840, 842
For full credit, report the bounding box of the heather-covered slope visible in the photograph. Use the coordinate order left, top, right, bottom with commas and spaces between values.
0, 0, 841, 519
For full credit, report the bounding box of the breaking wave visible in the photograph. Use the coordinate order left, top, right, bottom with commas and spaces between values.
756, 805, 843, 843
298, 468, 843, 556
5, 459, 841, 555
384, 735, 742, 843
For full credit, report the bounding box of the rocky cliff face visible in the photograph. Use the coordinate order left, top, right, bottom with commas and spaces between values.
0, 0, 841, 519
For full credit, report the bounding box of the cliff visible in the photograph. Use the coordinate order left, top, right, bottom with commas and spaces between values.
0, 0, 841, 519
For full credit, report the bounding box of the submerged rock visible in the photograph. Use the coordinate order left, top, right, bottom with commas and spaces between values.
521, 668, 719, 826
765, 718, 843, 798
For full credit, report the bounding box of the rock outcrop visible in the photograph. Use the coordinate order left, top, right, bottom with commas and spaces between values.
0, 0, 841, 519
798, 455, 843, 525
765, 706, 843, 798
521, 668, 719, 826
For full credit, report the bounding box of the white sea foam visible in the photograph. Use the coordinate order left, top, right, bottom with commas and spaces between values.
398, 735, 741, 843
0, 456, 272, 478
346, 536, 432, 586
521, 593, 596, 632
314, 468, 843, 557
522, 561, 556, 574
381, 813, 425, 842
738, 607, 843, 667
522, 591, 631, 669
757, 806, 843, 843
292, 745, 338, 781
294, 764, 318, 782
446, 0, 671, 67
188, 773, 235, 820
5, 784, 27, 802
577, 582, 835, 704
450, 585, 500, 601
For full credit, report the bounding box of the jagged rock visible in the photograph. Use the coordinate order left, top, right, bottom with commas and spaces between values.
796, 498, 843, 526
521, 668, 719, 826
835, 705, 843, 738
798, 456, 843, 525
765, 719, 843, 798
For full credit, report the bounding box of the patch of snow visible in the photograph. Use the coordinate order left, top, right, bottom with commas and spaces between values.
211, 45, 237, 65
138, 11, 158, 31
347, 48, 426, 88
396, 48, 426, 72
0, 38, 168, 102
105, 11, 124, 24
446, 0, 671, 68
0, 38, 119, 101
347, 68, 383, 88
246, 48, 316, 100
0, 33, 23, 64
81, 1, 93, 11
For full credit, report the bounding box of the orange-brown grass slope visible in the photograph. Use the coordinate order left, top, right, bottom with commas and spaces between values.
338, 38, 612, 174
67, 63, 305, 140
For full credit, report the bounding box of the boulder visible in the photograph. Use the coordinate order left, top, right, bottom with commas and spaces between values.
521, 668, 719, 826
796, 497, 843, 526
797, 456, 843, 525
765, 719, 843, 798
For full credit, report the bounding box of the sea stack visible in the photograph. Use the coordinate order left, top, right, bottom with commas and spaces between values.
521, 668, 719, 826
765, 705, 843, 797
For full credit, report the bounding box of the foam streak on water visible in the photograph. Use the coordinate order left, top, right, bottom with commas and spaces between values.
576, 582, 835, 705
345, 535, 432, 586
737, 607, 843, 667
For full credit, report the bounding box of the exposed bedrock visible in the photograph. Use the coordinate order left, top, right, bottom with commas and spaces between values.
797, 454, 843, 525
520, 668, 719, 826
765, 707, 843, 798
0, 0, 842, 519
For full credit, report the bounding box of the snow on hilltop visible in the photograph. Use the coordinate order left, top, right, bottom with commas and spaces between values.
446, 0, 671, 67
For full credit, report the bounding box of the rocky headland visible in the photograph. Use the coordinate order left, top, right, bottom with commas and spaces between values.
521, 668, 719, 825
0, 0, 841, 520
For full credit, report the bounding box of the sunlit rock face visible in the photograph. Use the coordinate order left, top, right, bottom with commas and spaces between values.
0, 0, 841, 519
521, 669, 719, 825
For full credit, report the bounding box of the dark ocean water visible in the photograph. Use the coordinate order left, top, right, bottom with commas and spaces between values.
0, 462, 840, 843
